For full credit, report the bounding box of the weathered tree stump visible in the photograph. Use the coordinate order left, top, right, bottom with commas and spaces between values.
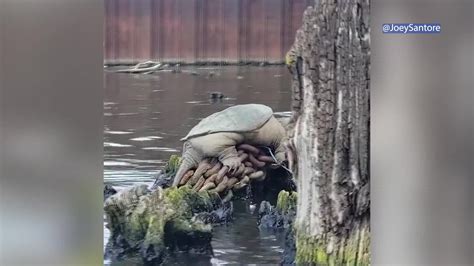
286, 0, 370, 264
104, 152, 294, 264
104, 184, 228, 264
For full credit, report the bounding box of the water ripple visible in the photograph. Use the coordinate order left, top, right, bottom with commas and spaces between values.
104, 142, 133, 148
142, 147, 179, 152
130, 136, 163, 141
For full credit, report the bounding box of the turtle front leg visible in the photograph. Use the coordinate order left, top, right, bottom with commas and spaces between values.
274, 143, 287, 164
217, 146, 242, 174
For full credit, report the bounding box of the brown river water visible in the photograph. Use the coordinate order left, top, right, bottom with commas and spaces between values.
104, 66, 292, 265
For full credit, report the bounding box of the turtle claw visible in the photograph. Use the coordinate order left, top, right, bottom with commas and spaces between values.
230, 164, 241, 175
218, 146, 242, 175
222, 158, 241, 174
222, 156, 242, 173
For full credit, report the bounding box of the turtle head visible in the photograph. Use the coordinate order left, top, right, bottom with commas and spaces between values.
172, 141, 201, 186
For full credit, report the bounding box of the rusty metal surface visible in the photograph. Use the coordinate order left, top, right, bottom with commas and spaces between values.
104, 0, 311, 64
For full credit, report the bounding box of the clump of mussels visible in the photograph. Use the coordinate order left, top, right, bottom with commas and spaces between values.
176, 143, 279, 194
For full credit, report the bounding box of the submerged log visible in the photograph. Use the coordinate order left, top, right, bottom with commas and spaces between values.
286, 0, 370, 264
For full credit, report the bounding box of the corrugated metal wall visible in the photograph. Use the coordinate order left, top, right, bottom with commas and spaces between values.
104, 0, 311, 64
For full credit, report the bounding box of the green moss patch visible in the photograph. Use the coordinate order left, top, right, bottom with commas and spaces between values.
164, 155, 181, 176
295, 228, 370, 266
105, 184, 221, 263
276, 190, 297, 214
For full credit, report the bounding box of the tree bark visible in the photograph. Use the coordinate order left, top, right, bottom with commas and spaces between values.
286, 0, 370, 264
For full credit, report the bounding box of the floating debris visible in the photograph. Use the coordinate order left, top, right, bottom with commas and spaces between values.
113, 61, 164, 74
207, 71, 216, 78
209, 91, 225, 99
117, 112, 140, 116
171, 64, 182, 73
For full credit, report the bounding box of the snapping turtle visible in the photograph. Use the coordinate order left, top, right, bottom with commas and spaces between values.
173, 104, 287, 186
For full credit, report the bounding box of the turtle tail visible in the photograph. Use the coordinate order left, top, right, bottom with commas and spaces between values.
172, 142, 199, 186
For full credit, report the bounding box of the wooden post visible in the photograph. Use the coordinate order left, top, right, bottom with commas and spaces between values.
286, 0, 370, 264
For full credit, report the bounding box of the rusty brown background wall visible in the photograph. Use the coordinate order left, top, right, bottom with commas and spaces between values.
104, 0, 311, 64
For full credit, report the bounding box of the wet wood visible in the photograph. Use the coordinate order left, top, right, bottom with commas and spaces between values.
288, 0, 370, 263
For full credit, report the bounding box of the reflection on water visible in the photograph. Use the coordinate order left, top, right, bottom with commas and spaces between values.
210, 200, 286, 265
104, 66, 291, 265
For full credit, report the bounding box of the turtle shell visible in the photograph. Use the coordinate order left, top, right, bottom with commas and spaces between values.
181, 104, 273, 141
